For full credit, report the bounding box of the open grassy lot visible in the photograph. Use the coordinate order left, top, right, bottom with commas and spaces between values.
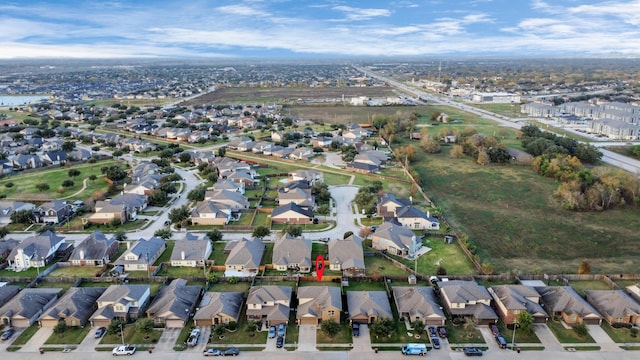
567, 280, 615, 296
384, 236, 475, 276
0, 159, 119, 201
469, 103, 526, 118
44, 326, 91, 345
183, 86, 395, 106
47, 266, 104, 278
86, 98, 175, 107
546, 320, 595, 343
364, 256, 411, 277
414, 147, 640, 274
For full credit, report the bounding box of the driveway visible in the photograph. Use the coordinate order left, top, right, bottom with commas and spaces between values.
297, 325, 317, 351
586, 325, 620, 351
155, 327, 181, 352
18, 326, 53, 353
533, 324, 563, 351
351, 324, 373, 353
75, 326, 104, 352
478, 327, 500, 352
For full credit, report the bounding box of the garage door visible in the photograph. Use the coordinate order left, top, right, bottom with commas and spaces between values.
39, 319, 60, 328
165, 319, 185, 328
92, 319, 111, 328
299, 317, 317, 326
194, 318, 212, 327
583, 318, 601, 325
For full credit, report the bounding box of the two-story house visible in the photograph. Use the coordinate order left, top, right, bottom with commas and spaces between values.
371, 221, 421, 258
328, 235, 365, 277
68, 231, 119, 266
438, 280, 499, 325
272, 234, 312, 273
90, 284, 151, 327
488, 285, 549, 324
297, 286, 342, 326
246, 285, 293, 326
114, 237, 166, 271
8, 230, 66, 271
35, 200, 73, 224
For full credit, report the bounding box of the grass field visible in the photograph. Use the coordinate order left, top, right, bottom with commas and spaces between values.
86, 98, 175, 108
567, 280, 615, 296
469, 103, 527, 118
0, 159, 119, 201
364, 256, 411, 277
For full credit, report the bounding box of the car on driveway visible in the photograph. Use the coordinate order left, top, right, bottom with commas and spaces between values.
431, 337, 441, 349
352, 323, 360, 337
437, 326, 447, 338
276, 336, 284, 348
223, 348, 239, 356
489, 324, 500, 336
112, 345, 136, 356
277, 323, 286, 337
428, 326, 437, 337
1, 328, 15, 341
463, 347, 483, 356
203, 349, 222, 356
268, 325, 276, 338
94, 327, 107, 338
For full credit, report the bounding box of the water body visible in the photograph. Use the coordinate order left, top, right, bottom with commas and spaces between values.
0, 95, 49, 106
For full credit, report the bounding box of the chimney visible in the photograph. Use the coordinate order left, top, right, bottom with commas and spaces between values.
125, 241, 131, 249
79, 250, 85, 260
427, 210, 430, 218
181, 251, 185, 260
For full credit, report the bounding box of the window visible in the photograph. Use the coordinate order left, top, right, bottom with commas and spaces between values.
327, 310, 335, 316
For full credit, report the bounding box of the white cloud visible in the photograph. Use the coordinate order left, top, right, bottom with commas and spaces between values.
331, 5, 391, 21
216, 4, 266, 17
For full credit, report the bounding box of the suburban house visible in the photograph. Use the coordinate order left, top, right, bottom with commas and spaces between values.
224, 237, 265, 276
535, 286, 603, 325
347, 291, 393, 325
68, 231, 119, 266
393, 286, 446, 326
246, 285, 293, 326
289, 169, 323, 185
35, 200, 73, 224
272, 233, 312, 273
226, 169, 259, 189
584, 290, 640, 326
328, 235, 366, 277
270, 202, 314, 224
41, 150, 67, 165
194, 292, 244, 327
39, 287, 106, 327
109, 193, 149, 214
627, 284, 640, 304
0, 288, 61, 328
146, 279, 202, 328
87, 201, 130, 225
190, 200, 232, 225
212, 179, 245, 194
8, 230, 66, 271
438, 280, 499, 325
204, 189, 250, 212
488, 285, 549, 324
11, 153, 42, 170
114, 237, 166, 271
170, 233, 212, 267
0, 286, 20, 307
0, 201, 35, 225
346, 161, 378, 174
395, 207, 440, 231
276, 187, 315, 210
297, 286, 342, 325
377, 193, 411, 218
90, 284, 151, 327
371, 221, 421, 258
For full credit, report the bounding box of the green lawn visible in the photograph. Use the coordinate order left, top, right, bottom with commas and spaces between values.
209, 243, 228, 265
261, 243, 274, 266
600, 322, 639, 343
100, 324, 162, 345
568, 280, 615, 296
343, 281, 387, 292
0, 159, 119, 201
157, 266, 208, 277
79, 219, 147, 233
44, 326, 91, 345
497, 320, 541, 344
445, 322, 485, 345
316, 323, 353, 344
11, 324, 40, 345
546, 320, 595, 343
251, 211, 270, 227
154, 241, 175, 264
321, 172, 352, 186
208, 281, 251, 294
386, 237, 476, 276
209, 307, 268, 345
47, 266, 104, 278
0, 258, 60, 277
365, 256, 411, 277
284, 312, 299, 346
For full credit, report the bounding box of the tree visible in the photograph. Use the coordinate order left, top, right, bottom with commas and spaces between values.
61, 141, 76, 152
217, 146, 226, 157
68, 169, 81, 177
206, 229, 223, 243
516, 312, 534, 335
252, 226, 270, 239
54, 321, 68, 335
284, 225, 303, 237
187, 185, 207, 201
179, 152, 192, 163
320, 319, 341, 338
114, 229, 127, 241
154, 228, 173, 240
316, 204, 330, 220
358, 226, 372, 240
343, 231, 354, 239
62, 179, 75, 188
148, 190, 169, 206
369, 318, 394, 338
578, 260, 591, 274
420, 136, 441, 153
0, 226, 8, 240
450, 145, 464, 159
212, 324, 226, 336
108, 320, 124, 335
89, 174, 97, 181
573, 323, 589, 337
411, 320, 425, 335
105, 165, 127, 183
168, 205, 191, 227
10, 210, 35, 224
36, 183, 50, 191
136, 318, 154, 334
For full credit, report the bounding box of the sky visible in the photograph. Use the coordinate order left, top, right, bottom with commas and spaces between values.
1, 0, 640, 59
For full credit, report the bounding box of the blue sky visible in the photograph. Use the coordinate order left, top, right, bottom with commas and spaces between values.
1, 0, 640, 58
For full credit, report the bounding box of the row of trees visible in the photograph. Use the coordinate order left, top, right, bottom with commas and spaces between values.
520, 125, 602, 164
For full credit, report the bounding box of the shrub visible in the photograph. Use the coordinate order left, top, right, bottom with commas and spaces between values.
5, 182, 13, 188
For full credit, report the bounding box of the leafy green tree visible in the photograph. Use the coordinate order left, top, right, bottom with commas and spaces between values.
154, 228, 173, 240
89, 174, 98, 181
168, 205, 191, 227
148, 190, 169, 206
284, 225, 303, 237
517, 312, 535, 335
62, 179, 75, 188
206, 229, 223, 243
320, 319, 341, 338
316, 204, 330, 220
114, 229, 127, 241
36, 183, 50, 191
369, 318, 394, 338
252, 226, 270, 239
105, 165, 127, 182
54, 321, 68, 335
136, 318, 154, 334
217, 146, 226, 157
187, 185, 207, 201
411, 320, 425, 335
108, 320, 124, 335
0, 226, 9, 240
179, 152, 192, 163
61, 141, 76, 152
10, 210, 35, 224
573, 323, 589, 337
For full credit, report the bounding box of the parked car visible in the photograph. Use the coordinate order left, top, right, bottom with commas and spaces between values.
431, 336, 441, 349
187, 328, 201, 347
428, 326, 437, 337
1, 328, 15, 341
277, 323, 286, 337
463, 347, 483, 356
223, 348, 240, 356
495, 335, 508, 349
203, 349, 222, 356
352, 323, 360, 337
437, 326, 447, 338
370, 225, 378, 232
112, 345, 136, 356
268, 325, 276, 338
489, 324, 500, 336
276, 336, 284, 348
164, 220, 171, 226
94, 327, 107, 338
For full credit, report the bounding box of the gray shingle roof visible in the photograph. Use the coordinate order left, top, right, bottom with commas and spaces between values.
373, 221, 417, 251
0, 288, 61, 320
535, 286, 602, 319
171, 237, 210, 262
271, 202, 313, 218
40, 287, 106, 323
272, 234, 312, 269
194, 292, 244, 322
297, 286, 342, 319
224, 237, 265, 269
146, 279, 202, 322
584, 290, 640, 319
69, 231, 116, 261
328, 235, 365, 270
347, 291, 392, 320
393, 286, 445, 320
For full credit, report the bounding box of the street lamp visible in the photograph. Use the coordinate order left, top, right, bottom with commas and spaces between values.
120, 322, 125, 345
512, 319, 519, 351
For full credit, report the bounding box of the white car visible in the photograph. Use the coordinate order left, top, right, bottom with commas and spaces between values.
112, 345, 136, 356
